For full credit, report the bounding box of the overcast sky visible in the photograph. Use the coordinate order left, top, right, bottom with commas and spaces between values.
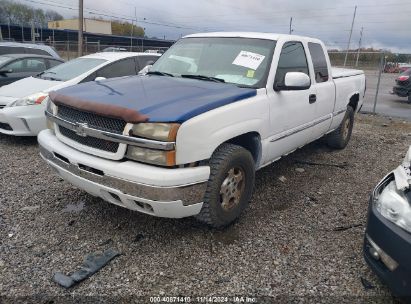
17, 0, 411, 52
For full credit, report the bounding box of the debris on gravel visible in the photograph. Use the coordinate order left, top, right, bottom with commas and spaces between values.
0, 114, 410, 302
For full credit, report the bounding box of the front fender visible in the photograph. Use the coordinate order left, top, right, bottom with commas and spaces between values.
175, 95, 269, 165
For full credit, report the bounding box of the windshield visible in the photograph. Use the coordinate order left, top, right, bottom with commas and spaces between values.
0, 56, 11, 66
38, 57, 106, 81
151, 37, 276, 88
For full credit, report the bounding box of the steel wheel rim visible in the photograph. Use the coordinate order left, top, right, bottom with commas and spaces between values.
219, 167, 245, 211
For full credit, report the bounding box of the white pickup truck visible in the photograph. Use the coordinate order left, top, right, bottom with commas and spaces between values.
38, 32, 366, 227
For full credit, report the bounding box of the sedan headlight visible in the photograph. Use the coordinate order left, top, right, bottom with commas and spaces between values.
9, 92, 48, 107
129, 123, 180, 141
374, 178, 411, 233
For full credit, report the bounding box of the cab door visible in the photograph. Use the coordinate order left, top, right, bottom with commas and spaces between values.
306, 42, 335, 139
265, 40, 318, 161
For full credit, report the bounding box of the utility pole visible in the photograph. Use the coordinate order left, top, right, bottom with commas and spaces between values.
130, 8, 134, 50
31, 8, 35, 43
355, 27, 363, 67
78, 0, 84, 57
344, 5, 357, 67
289, 17, 293, 35
8, 19, 11, 40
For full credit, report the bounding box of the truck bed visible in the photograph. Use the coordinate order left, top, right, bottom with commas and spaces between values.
332, 67, 364, 79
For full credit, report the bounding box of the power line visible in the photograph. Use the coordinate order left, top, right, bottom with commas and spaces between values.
18, 0, 218, 31
171, 1, 411, 21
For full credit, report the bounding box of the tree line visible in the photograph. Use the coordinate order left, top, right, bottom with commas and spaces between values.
0, 0, 145, 37
0, 0, 63, 27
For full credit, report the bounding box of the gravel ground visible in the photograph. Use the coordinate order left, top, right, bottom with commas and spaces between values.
0, 114, 410, 303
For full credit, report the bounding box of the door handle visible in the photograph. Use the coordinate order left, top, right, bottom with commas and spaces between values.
309, 94, 317, 104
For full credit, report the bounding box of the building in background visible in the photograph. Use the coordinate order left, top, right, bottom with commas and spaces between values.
48, 19, 112, 35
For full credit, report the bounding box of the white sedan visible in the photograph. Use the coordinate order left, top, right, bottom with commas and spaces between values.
0, 52, 160, 136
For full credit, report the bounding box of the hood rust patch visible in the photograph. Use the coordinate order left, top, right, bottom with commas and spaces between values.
49, 91, 149, 123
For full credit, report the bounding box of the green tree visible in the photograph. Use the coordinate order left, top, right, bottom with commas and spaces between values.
0, 0, 62, 26
111, 20, 144, 37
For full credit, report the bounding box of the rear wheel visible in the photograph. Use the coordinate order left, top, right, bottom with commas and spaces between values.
196, 143, 255, 228
408, 94, 411, 103
326, 106, 354, 149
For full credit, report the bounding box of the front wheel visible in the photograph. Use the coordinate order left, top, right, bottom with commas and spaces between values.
326, 106, 354, 149
195, 143, 255, 228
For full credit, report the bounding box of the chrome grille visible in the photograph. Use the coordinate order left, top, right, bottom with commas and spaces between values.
57, 105, 126, 134
59, 126, 119, 153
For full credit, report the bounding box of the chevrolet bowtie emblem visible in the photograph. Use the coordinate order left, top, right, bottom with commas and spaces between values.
74, 122, 88, 137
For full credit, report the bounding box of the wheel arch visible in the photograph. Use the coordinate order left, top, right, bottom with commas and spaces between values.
219, 132, 262, 167
348, 92, 360, 112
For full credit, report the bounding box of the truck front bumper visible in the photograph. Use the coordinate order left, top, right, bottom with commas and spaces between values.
38, 130, 210, 218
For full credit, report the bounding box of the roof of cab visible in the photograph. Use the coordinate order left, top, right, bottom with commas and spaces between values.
183, 32, 323, 44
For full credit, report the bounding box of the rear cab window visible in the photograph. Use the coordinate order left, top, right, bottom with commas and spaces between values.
308, 42, 329, 83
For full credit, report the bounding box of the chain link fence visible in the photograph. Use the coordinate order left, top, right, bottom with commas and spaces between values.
329, 51, 411, 119
45, 41, 169, 60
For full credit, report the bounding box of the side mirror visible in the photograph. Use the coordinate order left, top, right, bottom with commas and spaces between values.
94, 76, 106, 81
275, 72, 311, 91
138, 64, 153, 75
0, 69, 13, 75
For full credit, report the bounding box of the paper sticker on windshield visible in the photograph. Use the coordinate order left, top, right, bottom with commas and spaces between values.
232, 51, 265, 70
246, 70, 255, 78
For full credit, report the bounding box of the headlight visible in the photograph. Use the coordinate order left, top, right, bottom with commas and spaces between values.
127, 146, 176, 167
374, 178, 411, 233
9, 93, 48, 107
129, 123, 180, 141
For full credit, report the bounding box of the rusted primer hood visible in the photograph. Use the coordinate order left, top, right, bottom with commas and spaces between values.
49, 91, 149, 123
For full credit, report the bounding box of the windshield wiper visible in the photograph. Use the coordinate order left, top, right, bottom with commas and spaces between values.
181, 74, 225, 83
146, 71, 174, 77
43, 77, 62, 81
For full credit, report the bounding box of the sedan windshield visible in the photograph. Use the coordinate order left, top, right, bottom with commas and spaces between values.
38, 57, 106, 81
151, 37, 276, 88
0, 56, 11, 66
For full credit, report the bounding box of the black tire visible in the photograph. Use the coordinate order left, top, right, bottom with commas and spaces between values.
408, 94, 411, 103
195, 143, 255, 228
326, 106, 354, 149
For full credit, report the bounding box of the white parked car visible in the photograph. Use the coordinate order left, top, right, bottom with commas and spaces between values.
0, 52, 160, 136
39, 32, 366, 227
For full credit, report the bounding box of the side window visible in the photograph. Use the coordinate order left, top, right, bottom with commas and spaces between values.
4, 58, 47, 73
4, 59, 25, 72
96, 58, 137, 79
137, 56, 159, 70
274, 41, 309, 86
25, 48, 50, 56
308, 43, 329, 83
25, 58, 47, 72
80, 72, 97, 83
